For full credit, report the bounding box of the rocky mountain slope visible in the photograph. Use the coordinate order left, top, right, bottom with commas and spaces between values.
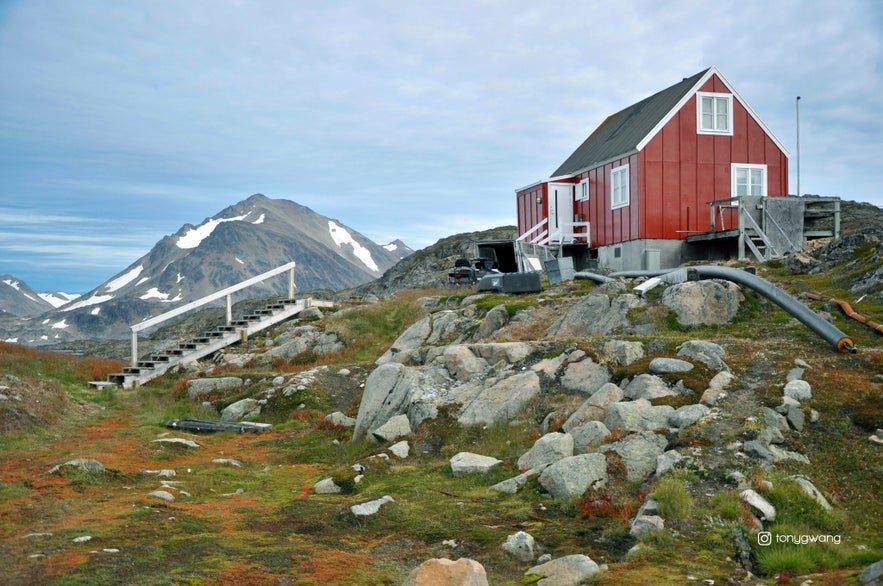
0, 275, 78, 318
0, 194, 407, 342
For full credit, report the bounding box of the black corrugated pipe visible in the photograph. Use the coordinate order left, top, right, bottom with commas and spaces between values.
573, 271, 617, 284
611, 266, 856, 353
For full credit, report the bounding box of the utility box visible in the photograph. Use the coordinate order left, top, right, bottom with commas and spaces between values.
643, 249, 661, 271
544, 257, 575, 285
477, 272, 543, 294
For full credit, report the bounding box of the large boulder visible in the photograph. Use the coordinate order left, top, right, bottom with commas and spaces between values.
602, 431, 668, 482
604, 400, 675, 433
517, 432, 574, 471
662, 280, 743, 327
538, 453, 608, 501
525, 554, 601, 585
375, 315, 433, 364
450, 452, 503, 477
352, 363, 420, 440
221, 398, 261, 422
561, 358, 611, 396
547, 294, 640, 337
569, 421, 611, 454
476, 304, 509, 339
402, 558, 489, 586
623, 374, 678, 400
677, 340, 731, 372
442, 345, 489, 381
187, 376, 243, 400
562, 383, 623, 431
458, 371, 541, 426
601, 340, 645, 367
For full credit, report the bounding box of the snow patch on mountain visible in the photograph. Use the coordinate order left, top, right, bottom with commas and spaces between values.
252, 213, 265, 224
62, 294, 114, 312
383, 243, 399, 252
3, 279, 21, 291
105, 265, 144, 292
328, 220, 379, 272
177, 214, 249, 249
38, 292, 80, 308
51, 319, 68, 329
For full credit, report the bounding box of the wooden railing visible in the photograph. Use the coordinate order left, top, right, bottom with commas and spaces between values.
128, 261, 296, 366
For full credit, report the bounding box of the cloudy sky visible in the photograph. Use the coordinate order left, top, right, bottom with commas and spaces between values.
1, 1, 881, 293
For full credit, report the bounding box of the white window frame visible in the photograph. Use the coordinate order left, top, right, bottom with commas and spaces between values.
576, 179, 589, 202
697, 92, 733, 135
611, 164, 629, 210
731, 163, 767, 197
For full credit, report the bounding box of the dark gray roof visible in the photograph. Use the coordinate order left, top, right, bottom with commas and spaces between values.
552, 68, 710, 177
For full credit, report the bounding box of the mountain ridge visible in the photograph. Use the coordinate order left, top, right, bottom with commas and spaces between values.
1, 194, 409, 342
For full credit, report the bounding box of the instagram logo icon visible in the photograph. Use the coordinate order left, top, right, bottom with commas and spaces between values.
757, 531, 773, 546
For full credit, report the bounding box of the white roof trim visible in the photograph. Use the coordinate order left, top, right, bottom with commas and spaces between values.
515, 179, 545, 193
635, 66, 791, 157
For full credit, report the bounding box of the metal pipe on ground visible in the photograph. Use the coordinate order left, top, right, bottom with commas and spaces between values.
610, 266, 856, 353
573, 271, 617, 284
804, 292, 883, 336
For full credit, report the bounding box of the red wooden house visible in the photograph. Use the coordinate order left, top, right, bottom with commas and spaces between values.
515, 66, 835, 271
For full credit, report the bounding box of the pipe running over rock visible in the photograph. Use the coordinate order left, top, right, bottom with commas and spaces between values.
607, 266, 856, 353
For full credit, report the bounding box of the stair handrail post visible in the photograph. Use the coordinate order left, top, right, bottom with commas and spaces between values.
288, 266, 295, 298
226, 294, 232, 325
131, 329, 138, 368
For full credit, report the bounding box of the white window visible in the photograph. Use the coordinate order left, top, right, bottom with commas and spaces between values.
732, 164, 767, 197
576, 179, 589, 202
611, 165, 629, 209
697, 92, 733, 135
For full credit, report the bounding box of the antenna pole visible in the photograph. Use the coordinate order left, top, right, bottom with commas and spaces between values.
796, 96, 801, 197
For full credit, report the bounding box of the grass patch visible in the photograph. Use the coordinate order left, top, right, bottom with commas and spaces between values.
651, 476, 694, 520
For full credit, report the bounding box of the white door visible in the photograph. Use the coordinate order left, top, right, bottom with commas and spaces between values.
548, 183, 573, 243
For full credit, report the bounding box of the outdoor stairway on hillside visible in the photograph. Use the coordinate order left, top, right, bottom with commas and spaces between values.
103, 297, 333, 389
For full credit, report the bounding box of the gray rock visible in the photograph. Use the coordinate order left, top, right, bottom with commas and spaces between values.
501, 531, 538, 563
458, 371, 541, 426
525, 554, 600, 585
561, 358, 611, 396
677, 340, 731, 372
388, 440, 410, 459
372, 414, 412, 442
789, 474, 832, 511
786, 404, 805, 432
443, 345, 489, 381
352, 363, 419, 440
538, 453, 608, 501
740, 489, 776, 522
662, 280, 743, 327
221, 398, 261, 422
630, 514, 665, 536
648, 357, 694, 374
669, 404, 711, 429
151, 438, 201, 449
267, 338, 309, 361
376, 315, 432, 364
743, 440, 775, 463
471, 342, 534, 366
547, 294, 638, 337
187, 376, 243, 399
763, 407, 790, 434
603, 431, 668, 482
861, 558, 883, 586
786, 367, 805, 382
602, 340, 645, 367
623, 374, 677, 400
655, 450, 683, 477
562, 383, 623, 431
149, 490, 176, 502
450, 452, 503, 477
569, 421, 611, 454
48, 458, 106, 476
708, 370, 735, 390
784, 379, 812, 401
532, 354, 568, 377
489, 469, 539, 494
477, 304, 509, 339
314, 478, 342, 494
402, 557, 489, 586
518, 432, 574, 471
350, 495, 394, 516
325, 411, 356, 427
604, 399, 675, 433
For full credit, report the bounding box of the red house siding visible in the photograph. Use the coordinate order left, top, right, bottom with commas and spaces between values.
516, 183, 546, 238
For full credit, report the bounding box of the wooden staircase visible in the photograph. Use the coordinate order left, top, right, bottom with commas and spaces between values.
105, 297, 333, 389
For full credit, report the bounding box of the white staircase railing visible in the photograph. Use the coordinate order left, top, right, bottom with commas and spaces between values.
128, 261, 296, 366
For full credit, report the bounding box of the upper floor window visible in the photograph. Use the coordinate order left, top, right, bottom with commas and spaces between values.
697, 92, 733, 135
732, 163, 767, 197
577, 179, 589, 202
611, 165, 629, 209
